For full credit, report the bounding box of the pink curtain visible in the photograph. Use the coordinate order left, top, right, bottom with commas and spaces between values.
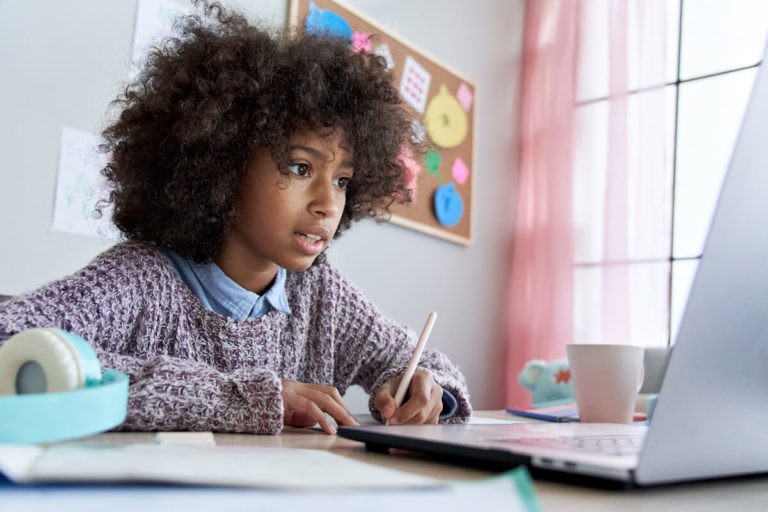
504, 0, 580, 408
602, 1, 630, 342
505, 1, 669, 408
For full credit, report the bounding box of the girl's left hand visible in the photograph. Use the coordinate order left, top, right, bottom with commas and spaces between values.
373, 369, 443, 425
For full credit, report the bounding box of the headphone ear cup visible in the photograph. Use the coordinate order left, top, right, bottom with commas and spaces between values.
0, 328, 101, 395
0, 329, 126, 444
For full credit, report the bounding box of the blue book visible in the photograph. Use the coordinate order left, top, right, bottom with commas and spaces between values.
506, 403, 581, 422
506, 403, 648, 423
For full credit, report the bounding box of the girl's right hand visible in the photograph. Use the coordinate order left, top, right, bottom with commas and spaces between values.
280, 380, 359, 435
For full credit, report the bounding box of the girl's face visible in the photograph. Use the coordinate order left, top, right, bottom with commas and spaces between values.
215, 130, 353, 293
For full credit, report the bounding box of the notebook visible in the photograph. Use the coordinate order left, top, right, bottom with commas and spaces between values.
338, 40, 768, 488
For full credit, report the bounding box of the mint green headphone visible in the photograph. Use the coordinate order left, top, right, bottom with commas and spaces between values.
0, 328, 128, 444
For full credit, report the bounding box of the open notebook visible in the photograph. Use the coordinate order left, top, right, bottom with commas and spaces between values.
339, 40, 768, 488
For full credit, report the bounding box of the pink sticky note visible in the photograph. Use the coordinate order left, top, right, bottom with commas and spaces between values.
452, 157, 470, 185
398, 146, 421, 202
352, 31, 372, 53
456, 82, 473, 111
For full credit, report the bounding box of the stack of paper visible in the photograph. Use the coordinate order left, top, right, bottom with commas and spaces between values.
0, 442, 540, 512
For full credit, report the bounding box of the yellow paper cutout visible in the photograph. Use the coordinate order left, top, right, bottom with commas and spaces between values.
424, 84, 468, 149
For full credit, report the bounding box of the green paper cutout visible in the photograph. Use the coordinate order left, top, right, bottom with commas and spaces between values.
425, 149, 442, 180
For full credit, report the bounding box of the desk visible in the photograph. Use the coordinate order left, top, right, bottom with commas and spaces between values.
19, 411, 768, 511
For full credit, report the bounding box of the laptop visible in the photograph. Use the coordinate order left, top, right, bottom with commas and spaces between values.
338, 41, 768, 488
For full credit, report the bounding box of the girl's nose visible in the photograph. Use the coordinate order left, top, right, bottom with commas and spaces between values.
309, 180, 342, 218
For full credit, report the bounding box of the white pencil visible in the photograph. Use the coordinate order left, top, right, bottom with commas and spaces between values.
388, 311, 438, 423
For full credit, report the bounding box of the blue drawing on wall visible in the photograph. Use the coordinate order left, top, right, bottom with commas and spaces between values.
433, 182, 464, 228
305, 2, 353, 42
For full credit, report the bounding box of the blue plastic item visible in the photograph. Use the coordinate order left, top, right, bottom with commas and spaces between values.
0, 369, 128, 444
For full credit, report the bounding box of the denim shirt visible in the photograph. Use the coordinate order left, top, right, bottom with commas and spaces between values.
164, 250, 291, 320
163, 250, 457, 419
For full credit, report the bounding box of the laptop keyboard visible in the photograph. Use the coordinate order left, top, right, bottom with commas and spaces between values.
500, 434, 645, 456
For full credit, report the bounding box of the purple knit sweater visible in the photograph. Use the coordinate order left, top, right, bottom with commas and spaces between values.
0, 243, 471, 433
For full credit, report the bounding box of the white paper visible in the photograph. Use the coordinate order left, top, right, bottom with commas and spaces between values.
51, 126, 119, 240
0, 444, 42, 482
399, 55, 432, 114
131, 0, 194, 77
469, 415, 527, 425
316, 413, 525, 431
0, 460, 536, 512
154, 431, 216, 445
0, 443, 439, 489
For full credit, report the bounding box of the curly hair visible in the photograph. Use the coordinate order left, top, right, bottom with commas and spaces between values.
100, 1, 418, 262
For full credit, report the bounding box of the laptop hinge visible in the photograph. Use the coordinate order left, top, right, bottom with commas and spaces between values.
531, 456, 632, 482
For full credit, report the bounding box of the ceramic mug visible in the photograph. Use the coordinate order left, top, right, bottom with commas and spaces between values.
566, 344, 645, 423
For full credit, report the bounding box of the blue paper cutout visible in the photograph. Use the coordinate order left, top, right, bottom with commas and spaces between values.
306, 2, 353, 42
434, 182, 464, 227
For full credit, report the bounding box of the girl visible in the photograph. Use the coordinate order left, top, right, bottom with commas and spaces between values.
0, 2, 471, 434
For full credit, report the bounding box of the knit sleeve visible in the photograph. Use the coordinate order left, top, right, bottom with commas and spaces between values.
98, 351, 284, 434
312, 264, 472, 423
0, 245, 285, 434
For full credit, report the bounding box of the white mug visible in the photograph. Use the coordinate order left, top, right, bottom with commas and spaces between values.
566, 344, 645, 423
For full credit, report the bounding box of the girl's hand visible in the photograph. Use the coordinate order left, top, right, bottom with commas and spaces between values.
280, 380, 358, 435
374, 369, 443, 425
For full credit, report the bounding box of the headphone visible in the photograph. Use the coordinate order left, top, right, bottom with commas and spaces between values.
0, 328, 128, 444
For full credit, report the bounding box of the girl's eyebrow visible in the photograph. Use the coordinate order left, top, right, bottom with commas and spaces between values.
289, 144, 354, 170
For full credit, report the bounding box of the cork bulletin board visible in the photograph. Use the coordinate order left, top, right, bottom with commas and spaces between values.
288, 0, 476, 245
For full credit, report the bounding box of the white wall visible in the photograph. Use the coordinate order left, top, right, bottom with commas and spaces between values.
0, 0, 524, 411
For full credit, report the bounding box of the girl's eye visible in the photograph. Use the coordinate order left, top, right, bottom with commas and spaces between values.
334, 177, 351, 190
288, 163, 310, 177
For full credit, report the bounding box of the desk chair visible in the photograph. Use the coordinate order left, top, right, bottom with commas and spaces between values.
640, 347, 672, 394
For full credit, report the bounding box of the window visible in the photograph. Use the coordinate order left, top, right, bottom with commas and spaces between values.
572, 0, 768, 346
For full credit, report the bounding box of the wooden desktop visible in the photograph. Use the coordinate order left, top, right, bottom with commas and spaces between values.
88, 410, 768, 511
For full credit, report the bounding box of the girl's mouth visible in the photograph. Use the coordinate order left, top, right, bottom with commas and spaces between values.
294, 231, 326, 255
299, 233, 322, 243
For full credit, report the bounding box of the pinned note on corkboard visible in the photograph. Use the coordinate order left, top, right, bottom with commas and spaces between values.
289, 0, 475, 246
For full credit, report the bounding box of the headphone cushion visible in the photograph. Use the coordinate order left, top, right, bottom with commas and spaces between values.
0, 328, 102, 394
